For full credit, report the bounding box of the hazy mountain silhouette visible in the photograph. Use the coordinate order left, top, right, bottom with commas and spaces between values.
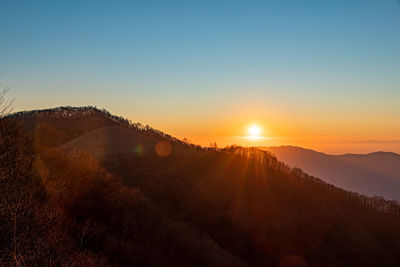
2, 107, 400, 266
262, 146, 400, 201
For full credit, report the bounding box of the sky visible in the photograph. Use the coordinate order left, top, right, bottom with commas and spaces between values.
1, 0, 400, 154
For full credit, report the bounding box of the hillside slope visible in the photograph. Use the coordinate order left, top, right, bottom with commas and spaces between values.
2, 107, 400, 266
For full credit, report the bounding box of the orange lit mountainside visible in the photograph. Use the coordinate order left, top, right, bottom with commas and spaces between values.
2, 106, 400, 266
261, 146, 400, 201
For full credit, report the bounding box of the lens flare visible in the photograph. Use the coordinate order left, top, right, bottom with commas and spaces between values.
155, 141, 172, 157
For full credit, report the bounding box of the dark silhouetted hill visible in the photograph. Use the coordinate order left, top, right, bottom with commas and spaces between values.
2, 107, 400, 266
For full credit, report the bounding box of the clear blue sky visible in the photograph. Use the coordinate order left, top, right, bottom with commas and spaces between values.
1, 0, 400, 153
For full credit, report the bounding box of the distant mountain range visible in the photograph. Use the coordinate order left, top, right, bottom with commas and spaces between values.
261, 146, 400, 201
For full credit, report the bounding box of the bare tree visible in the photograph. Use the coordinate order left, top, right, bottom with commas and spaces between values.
210, 142, 217, 150
0, 87, 13, 118
0, 86, 26, 266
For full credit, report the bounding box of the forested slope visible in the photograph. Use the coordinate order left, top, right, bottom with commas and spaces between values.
2, 107, 400, 266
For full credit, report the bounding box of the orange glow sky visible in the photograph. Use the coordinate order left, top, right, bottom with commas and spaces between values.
144, 107, 400, 155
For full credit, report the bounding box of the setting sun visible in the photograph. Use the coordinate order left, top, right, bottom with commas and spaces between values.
248, 125, 261, 137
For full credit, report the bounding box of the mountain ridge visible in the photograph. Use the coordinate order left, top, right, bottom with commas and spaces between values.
261, 145, 400, 201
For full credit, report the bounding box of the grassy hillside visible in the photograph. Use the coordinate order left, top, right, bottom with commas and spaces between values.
2, 107, 400, 266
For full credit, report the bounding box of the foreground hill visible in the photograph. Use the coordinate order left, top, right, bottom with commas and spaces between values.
262, 146, 400, 201
63, 125, 194, 161
2, 107, 400, 266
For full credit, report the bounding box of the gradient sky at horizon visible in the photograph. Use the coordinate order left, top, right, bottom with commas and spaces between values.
1, 0, 400, 154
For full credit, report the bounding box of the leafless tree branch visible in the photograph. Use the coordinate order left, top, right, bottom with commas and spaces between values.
0, 86, 14, 118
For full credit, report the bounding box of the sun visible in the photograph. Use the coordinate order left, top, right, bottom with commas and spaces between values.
248, 125, 261, 137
